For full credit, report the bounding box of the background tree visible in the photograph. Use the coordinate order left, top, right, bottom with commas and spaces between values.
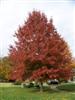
9, 11, 72, 90
69, 58, 75, 80
0, 57, 12, 81
70, 58, 75, 68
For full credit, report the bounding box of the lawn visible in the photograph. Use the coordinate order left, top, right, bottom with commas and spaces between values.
0, 83, 75, 100
57, 83, 75, 91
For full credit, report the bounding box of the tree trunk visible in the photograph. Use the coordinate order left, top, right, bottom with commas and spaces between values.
39, 81, 43, 92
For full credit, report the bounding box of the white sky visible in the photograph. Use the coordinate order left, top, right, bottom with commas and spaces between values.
0, 0, 75, 57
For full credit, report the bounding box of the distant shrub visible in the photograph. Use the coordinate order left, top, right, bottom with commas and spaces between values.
0, 77, 8, 82
23, 82, 34, 88
28, 82, 34, 88
34, 84, 40, 88
14, 80, 22, 85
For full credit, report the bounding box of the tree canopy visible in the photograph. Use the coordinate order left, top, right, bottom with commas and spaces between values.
9, 11, 72, 82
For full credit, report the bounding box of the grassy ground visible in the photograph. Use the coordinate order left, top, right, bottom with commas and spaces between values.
0, 83, 75, 100
57, 83, 75, 91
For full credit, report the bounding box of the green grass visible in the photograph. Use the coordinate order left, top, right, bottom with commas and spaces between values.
57, 83, 75, 91
0, 84, 75, 100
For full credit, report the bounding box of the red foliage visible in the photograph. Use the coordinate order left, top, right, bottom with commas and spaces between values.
9, 11, 72, 81
30, 66, 72, 81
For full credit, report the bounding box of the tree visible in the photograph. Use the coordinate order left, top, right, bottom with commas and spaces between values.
9, 11, 72, 91
0, 57, 12, 81
70, 58, 75, 68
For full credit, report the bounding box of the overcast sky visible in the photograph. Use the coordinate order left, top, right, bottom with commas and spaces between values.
0, 0, 75, 57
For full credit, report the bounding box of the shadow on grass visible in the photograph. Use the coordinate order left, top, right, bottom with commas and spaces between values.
27, 86, 61, 93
